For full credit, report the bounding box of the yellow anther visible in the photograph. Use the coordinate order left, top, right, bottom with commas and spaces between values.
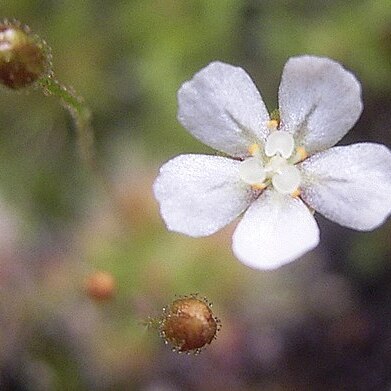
248, 143, 260, 156
266, 119, 279, 130
296, 146, 308, 162
291, 188, 301, 198
251, 183, 267, 191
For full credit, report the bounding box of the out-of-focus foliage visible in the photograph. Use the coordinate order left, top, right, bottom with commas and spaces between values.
0, 1, 390, 390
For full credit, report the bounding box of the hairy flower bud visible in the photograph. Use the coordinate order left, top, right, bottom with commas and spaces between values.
0, 21, 49, 89
158, 295, 221, 353
84, 271, 115, 301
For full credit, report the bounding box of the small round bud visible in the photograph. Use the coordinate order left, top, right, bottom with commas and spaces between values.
84, 271, 115, 301
0, 21, 49, 89
159, 295, 220, 353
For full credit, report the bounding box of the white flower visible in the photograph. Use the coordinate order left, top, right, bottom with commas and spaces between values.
153, 56, 391, 270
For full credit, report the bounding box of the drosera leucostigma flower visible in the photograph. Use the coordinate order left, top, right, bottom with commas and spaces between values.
153, 56, 391, 269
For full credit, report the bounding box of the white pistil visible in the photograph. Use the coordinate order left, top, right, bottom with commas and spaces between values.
240, 131, 302, 194
265, 131, 294, 159
272, 165, 301, 194
265, 155, 287, 176
239, 157, 266, 185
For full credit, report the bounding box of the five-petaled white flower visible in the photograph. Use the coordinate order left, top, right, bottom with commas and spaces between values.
153, 56, 391, 269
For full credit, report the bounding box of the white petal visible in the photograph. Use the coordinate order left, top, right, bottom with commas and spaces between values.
153, 154, 253, 237
299, 143, 391, 230
232, 190, 320, 269
178, 62, 270, 158
278, 56, 363, 154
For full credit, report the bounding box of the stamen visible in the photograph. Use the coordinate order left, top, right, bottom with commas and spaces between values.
266, 119, 279, 130
248, 143, 260, 156
291, 188, 301, 198
251, 183, 267, 191
292, 146, 308, 163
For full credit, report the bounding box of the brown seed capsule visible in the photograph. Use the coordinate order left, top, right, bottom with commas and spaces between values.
84, 271, 115, 301
0, 21, 49, 89
159, 295, 220, 353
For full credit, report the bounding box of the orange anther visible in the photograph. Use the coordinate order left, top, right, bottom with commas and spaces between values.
296, 146, 308, 162
248, 143, 260, 156
266, 119, 279, 129
291, 188, 301, 198
251, 183, 267, 191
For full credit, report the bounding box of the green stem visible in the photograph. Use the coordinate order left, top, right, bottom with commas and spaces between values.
38, 75, 127, 223
39, 75, 96, 170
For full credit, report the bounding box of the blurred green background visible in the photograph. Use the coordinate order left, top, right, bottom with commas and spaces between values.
0, 1, 391, 390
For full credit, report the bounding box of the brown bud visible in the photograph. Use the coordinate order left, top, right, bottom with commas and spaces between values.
159, 295, 220, 353
84, 271, 115, 301
0, 21, 49, 89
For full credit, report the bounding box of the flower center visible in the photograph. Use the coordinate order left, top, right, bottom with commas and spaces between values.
239, 131, 302, 195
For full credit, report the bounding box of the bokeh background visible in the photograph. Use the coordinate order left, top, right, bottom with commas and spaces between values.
1, 1, 391, 390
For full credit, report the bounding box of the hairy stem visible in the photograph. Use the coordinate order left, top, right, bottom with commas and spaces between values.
39, 75, 96, 170
38, 74, 127, 223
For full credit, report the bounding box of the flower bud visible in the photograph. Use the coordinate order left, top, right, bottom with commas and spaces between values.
84, 271, 115, 301
159, 295, 221, 353
0, 21, 49, 89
